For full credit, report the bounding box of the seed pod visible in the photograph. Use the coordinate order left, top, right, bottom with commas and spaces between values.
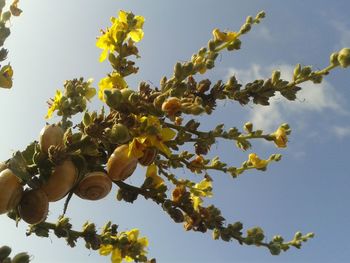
39, 124, 64, 153
18, 189, 49, 225
161, 97, 182, 116
107, 145, 138, 181
138, 147, 158, 166
41, 160, 78, 202
74, 171, 112, 201
12, 252, 30, 263
338, 48, 350, 68
0, 246, 11, 260
0, 169, 23, 214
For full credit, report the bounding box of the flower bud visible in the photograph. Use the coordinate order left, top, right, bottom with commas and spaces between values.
243, 122, 253, 133
106, 124, 130, 144
104, 89, 123, 109
12, 252, 30, 263
161, 97, 182, 116
337, 48, 350, 68
0, 246, 11, 260
330, 52, 339, 66
121, 88, 135, 102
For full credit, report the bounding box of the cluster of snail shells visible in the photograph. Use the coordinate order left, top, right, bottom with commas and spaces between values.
0, 124, 157, 225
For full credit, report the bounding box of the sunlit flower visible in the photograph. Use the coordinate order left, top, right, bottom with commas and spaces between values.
272, 126, 288, 148
145, 164, 165, 188
188, 155, 205, 173
45, 90, 62, 119
0, 65, 13, 89
117, 10, 145, 42
99, 244, 122, 263
190, 179, 213, 211
172, 185, 186, 203
248, 153, 268, 169
96, 27, 118, 62
128, 115, 176, 158
98, 72, 127, 101
212, 28, 238, 42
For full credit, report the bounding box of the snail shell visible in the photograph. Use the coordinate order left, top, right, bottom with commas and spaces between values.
74, 171, 112, 201
138, 147, 158, 166
41, 160, 78, 202
18, 188, 49, 225
0, 169, 23, 214
107, 145, 138, 181
39, 124, 64, 153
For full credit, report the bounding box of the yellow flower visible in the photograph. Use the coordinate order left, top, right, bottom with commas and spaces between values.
96, 27, 118, 62
190, 179, 213, 211
0, 65, 13, 89
99, 244, 122, 263
128, 116, 176, 157
45, 90, 63, 119
193, 56, 207, 74
98, 72, 127, 101
212, 28, 238, 42
272, 127, 288, 148
118, 10, 145, 42
145, 164, 165, 188
96, 10, 145, 62
248, 153, 268, 169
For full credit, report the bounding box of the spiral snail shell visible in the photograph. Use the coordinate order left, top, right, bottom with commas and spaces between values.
39, 124, 64, 153
138, 147, 158, 166
18, 188, 49, 225
41, 160, 78, 202
107, 145, 138, 181
74, 171, 112, 200
0, 169, 23, 214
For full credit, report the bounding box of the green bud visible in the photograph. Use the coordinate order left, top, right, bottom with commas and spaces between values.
330, 52, 339, 66
300, 66, 312, 78
212, 229, 220, 240
0, 246, 12, 260
12, 252, 30, 263
82, 111, 91, 127
104, 89, 123, 109
205, 59, 215, 69
246, 16, 253, 24
240, 23, 251, 34
271, 70, 281, 85
1, 11, 11, 22
256, 11, 266, 19
243, 122, 253, 133
337, 48, 350, 68
121, 88, 135, 102
208, 40, 216, 51
174, 62, 183, 79
269, 243, 281, 255
293, 63, 301, 80
107, 123, 130, 144
198, 47, 207, 56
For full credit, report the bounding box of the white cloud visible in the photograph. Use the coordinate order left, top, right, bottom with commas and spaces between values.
331, 20, 350, 48
227, 64, 347, 131
332, 126, 350, 138
252, 26, 273, 42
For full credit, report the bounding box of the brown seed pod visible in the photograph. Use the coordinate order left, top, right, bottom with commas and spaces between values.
161, 97, 182, 116
138, 147, 158, 166
0, 169, 23, 214
41, 160, 78, 202
107, 145, 138, 181
39, 124, 64, 153
18, 188, 49, 225
74, 171, 112, 200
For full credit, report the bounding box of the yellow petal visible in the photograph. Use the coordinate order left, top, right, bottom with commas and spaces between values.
127, 228, 139, 241
125, 256, 134, 262
138, 237, 149, 247
129, 29, 144, 42
192, 196, 202, 212
118, 10, 128, 23
161, 128, 176, 141
111, 248, 122, 263
99, 244, 113, 256
135, 15, 145, 28
146, 164, 164, 188
99, 49, 108, 62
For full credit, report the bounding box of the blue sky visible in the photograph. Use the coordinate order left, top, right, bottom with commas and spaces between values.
1, 0, 350, 262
